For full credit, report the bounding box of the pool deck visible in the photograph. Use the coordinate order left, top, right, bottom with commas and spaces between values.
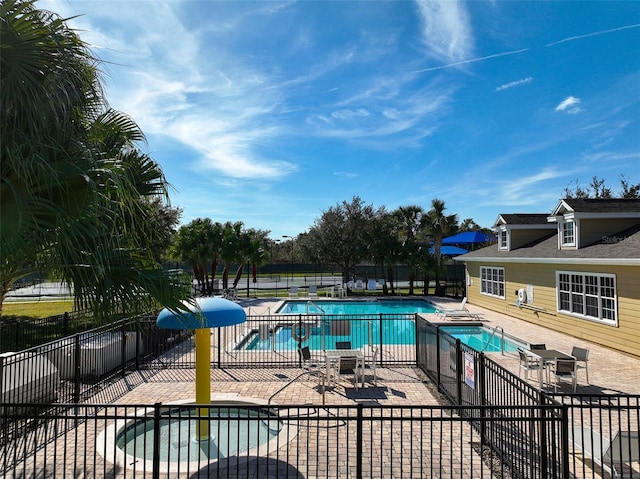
427, 296, 640, 396
232, 295, 640, 396
29, 295, 640, 479
105, 295, 640, 406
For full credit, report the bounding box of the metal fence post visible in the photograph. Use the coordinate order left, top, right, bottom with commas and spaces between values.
121, 323, 127, 378
436, 327, 442, 389
378, 314, 384, 367
356, 403, 363, 479
74, 334, 81, 403
455, 339, 462, 406
152, 402, 162, 479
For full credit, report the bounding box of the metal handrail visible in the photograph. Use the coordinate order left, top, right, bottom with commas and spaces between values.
482, 325, 505, 354
306, 300, 326, 314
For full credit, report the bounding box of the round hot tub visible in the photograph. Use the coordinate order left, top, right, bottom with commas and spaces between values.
97, 396, 296, 473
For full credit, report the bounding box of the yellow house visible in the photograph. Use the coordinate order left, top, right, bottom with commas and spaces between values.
457, 198, 640, 358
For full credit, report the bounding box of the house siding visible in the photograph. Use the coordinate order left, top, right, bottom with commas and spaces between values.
465, 262, 640, 358
509, 228, 554, 250
579, 218, 639, 247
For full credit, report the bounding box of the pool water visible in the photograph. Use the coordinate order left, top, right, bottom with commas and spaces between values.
117, 407, 281, 462
441, 326, 523, 353
243, 318, 416, 351
277, 298, 436, 315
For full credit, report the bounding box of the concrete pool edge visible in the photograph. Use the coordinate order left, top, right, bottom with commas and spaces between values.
95, 394, 299, 473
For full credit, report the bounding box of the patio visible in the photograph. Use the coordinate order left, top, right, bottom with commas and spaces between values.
2, 296, 640, 478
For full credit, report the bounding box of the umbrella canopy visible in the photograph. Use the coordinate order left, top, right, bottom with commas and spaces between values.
429, 245, 468, 256
442, 231, 495, 245
157, 297, 246, 330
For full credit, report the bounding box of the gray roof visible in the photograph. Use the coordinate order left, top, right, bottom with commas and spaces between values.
558, 198, 640, 214
458, 222, 640, 264
496, 214, 552, 226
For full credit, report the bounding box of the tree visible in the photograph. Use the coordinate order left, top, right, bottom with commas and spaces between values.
393, 206, 425, 295
308, 196, 378, 288
563, 175, 639, 199
1, 1, 188, 319
424, 199, 458, 296
230, 229, 268, 290
366, 209, 401, 295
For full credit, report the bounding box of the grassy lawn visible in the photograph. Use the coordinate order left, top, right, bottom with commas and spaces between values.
2, 300, 75, 319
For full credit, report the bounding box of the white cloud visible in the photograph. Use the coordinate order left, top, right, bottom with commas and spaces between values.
333, 171, 359, 180
495, 77, 533, 92
415, 0, 473, 63
555, 96, 583, 114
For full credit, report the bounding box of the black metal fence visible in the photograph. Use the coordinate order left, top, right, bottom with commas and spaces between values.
1, 313, 640, 478
0, 402, 566, 478
416, 317, 640, 479
0, 310, 96, 353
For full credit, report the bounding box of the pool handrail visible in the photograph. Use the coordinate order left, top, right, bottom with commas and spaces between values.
306, 300, 326, 314
482, 325, 505, 354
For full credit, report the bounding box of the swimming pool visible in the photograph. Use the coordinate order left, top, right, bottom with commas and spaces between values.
241, 317, 416, 351
440, 325, 525, 353
277, 298, 436, 315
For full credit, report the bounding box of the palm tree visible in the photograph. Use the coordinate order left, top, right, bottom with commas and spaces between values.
1, 0, 187, 319
424, 199, 458, 296
393, 206, 425, 295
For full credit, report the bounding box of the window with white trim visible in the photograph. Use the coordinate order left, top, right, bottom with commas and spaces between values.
499, 230, 508, 249
480, 266, 505, 298
561, 221, 575, 246
557, 271, 617, 324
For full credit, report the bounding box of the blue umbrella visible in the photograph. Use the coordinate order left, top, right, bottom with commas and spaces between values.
442, 231, 495, 245
157, 297, 246, 440
429, 245, 468, 256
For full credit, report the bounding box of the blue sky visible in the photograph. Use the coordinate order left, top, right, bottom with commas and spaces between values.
44, 0, 639, 237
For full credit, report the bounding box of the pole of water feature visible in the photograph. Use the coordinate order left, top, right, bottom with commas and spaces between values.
195, 328, 211, 441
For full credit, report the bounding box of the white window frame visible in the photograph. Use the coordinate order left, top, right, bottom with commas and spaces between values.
480, 266, 505, 299
499, 230, 508, 250
556, 271, 617, 325
561, 221, 575, 247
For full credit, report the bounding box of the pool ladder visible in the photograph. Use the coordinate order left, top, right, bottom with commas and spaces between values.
306, 300, 326, 314
482, 325, 505, 354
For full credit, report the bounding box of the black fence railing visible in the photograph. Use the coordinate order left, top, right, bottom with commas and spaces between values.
0, 310, 97, 353
0, 402, 566, 479
416, 318, 546, 407
415, 316, 640, 479
2, 313, 640, 478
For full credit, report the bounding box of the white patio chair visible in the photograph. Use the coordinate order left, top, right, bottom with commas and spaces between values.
518, 348, 544, 381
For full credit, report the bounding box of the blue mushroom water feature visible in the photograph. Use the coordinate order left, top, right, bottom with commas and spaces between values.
157, 297, 246, 441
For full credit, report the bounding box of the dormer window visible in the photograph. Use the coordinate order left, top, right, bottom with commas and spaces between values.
499, 230, 508, 250
561, 221, 575, 246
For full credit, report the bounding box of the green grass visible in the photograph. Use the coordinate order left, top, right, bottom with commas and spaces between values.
2, 300, 75, 319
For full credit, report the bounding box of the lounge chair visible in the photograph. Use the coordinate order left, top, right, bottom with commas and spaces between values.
308, 285, 318, 298
288, 286, 299, 297
436, 298, 469, 316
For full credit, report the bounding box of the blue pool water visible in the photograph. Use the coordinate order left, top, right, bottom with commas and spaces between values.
241, 298, 433, 351
441, 326, 524, 353
243, 318, 416, 351
277, 298, 436, 315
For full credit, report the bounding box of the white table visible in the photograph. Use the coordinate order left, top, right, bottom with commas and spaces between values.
325, 349, 365, 388
529, 349, 574, 388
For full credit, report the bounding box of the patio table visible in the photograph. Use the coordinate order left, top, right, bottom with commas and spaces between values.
529, 349, 574, 388
325, 349, 365, 388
